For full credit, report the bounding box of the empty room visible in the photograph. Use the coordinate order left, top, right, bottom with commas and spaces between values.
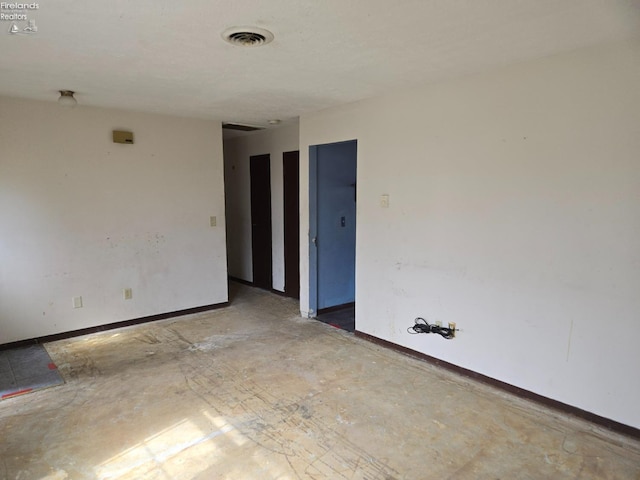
1, 1, 639, 479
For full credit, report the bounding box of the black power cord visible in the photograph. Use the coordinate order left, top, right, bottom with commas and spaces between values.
408, 317, 456, 339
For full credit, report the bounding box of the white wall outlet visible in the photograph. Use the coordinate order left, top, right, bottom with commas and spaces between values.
124, 288, 133, 300
210, 216, 217, 227
449, 322, 457, 338
380, 194, 390, 208
73, 296, 83, 308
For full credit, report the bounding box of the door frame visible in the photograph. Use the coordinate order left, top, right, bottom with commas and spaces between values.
308, 140, 357, 316
250, 154, 272, 290
309, 146, 319, 315
283, 150, 300, 298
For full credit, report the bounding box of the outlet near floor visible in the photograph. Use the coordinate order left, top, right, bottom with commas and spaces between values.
448, 322, 457, 338
123, 288, 133, 300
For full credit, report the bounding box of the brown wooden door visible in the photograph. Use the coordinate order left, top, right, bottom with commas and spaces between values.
250, 154, 272, 290
283, 151, 300, 298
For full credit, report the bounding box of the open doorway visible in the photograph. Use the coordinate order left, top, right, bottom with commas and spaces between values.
309, 140, 357, 331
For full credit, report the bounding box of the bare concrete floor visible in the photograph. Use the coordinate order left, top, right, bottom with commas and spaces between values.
1, 283, 639, 479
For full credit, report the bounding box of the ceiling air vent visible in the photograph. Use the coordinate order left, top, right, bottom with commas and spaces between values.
222, 123, 264, 132
222, 26, 274, 47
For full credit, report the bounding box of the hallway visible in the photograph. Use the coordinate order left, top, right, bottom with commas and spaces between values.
1, 282, 638, 479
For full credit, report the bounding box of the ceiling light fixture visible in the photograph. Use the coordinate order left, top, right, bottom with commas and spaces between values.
222, 26, 274, 47
58, 90, 77, 108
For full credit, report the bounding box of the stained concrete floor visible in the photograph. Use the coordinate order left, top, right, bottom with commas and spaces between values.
1, 283, 639, 480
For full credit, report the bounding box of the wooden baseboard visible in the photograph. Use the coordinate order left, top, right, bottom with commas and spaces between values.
228, 276, 291, 298
354, 330, 640, 440
0, 302, 229, 351
318, 302, 355, 315
228, 276, 254, 287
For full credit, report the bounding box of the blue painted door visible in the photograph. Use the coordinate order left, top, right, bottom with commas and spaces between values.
309, 140, 357, 312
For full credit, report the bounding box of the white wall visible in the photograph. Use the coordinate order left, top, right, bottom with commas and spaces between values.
223, 125, 299, 291
0, 97, 228, 344
300, 40, 640, 428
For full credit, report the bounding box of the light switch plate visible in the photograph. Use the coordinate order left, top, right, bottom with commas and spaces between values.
113, 130, 134, 144
380, 194, 390, 208
210, 216, 217, 227
73, 296, 83, 308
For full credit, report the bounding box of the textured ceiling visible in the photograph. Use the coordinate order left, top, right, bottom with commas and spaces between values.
2, 0, 639, 128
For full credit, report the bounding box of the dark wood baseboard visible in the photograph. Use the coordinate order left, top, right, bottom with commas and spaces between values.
355, 330, 640, 440
318, 302, 355, 315
228, 276, 254, 287
228, 276, 291, 298
228, 275, 297, 298
0, 302, 229, 351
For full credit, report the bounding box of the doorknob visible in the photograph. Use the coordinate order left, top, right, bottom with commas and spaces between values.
311, 236, 317, 245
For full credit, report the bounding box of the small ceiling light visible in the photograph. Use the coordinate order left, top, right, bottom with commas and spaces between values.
222, 26, 274, 47
268, 119, 281, 125
58, 90, 77, 108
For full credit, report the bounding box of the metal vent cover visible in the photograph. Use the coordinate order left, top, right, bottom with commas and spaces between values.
222, 26, 274, 47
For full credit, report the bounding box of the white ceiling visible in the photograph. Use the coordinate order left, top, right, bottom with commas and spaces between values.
2, 0, 639, 128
